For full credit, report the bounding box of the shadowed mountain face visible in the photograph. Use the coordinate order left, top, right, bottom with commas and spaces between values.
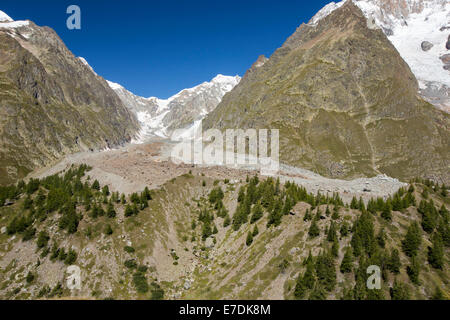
0, 20, 139, 185
204, 1, 450, 183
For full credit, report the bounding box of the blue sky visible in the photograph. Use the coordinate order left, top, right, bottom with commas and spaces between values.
1, 0, 331, 98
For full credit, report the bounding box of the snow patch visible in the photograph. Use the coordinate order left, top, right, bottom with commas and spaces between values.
78, 57, 97, 76
0, 20, 29, 29
0, 10, 13, 22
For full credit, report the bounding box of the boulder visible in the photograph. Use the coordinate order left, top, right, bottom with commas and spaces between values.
446, 35, 450, 50
421, 41, 433, 51
440, 54, 450, 64
205, 237, 215, 248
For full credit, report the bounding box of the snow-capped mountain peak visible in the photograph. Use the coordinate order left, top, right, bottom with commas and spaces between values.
108, 75, 241, 143
309, 0, 450, 112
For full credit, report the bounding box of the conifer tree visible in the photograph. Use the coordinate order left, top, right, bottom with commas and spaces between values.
381, 202, 392, 221
390, 281, 411, 300
303, 209, 312, 221
246, 231, 253, 246
407, 256, 421, 285
340, 248, 353, 273
350, 196, 358, 209
402, 221, 422, 257
388, 249, 401, 274
431, 286, 445, 300
92, 180, 100, 191
252, 225, 259, 237
427, 233, 444, 269
376, 228, 386, 248
308, 219, 320, 238
250, 203, 263, 224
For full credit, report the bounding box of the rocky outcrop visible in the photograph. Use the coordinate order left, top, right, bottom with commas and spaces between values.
204, 1, 450, 183
0, 18, 139, 184
421, 41, 433, 51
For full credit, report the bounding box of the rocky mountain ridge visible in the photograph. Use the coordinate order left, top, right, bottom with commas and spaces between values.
0, 11, 139, 185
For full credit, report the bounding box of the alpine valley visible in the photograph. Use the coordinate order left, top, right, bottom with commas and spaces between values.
0, 0, 448, 301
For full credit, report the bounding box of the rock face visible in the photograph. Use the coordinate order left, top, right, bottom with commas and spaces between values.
0, 15, 139, 185
421, 41, 434, 51
204, 1, 450, 183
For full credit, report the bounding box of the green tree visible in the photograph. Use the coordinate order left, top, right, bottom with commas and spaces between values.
402, 222, 422, 257
104, 224, 113, 235
340, 248, 353, 273
250, 203, 263, 224
252, 225, 259, 237
390, 281, 410, 300
428, 233, 444, 269
308, 220, 320, 238
381, 202, 392, 221
387, 249, 401, 274
246, 231, 253, 246
92, 180, 100, 190
406, 257, 421, 285
36, 231, 50, 248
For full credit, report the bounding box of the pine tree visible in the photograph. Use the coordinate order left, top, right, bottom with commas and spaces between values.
308, 220, 320, 238
340, 222, 349, 237
390, 281, 411, 300
303, 209, 312, 221
92, 180, 100, 191
252, 225, 259, 237
332, 205, 340, 220
106, 202, 116, 218
376, 228, 386, 248
427, 233, 444, 269
431, 286, 445, 300
350, 196, 358, 209
309, 284, 327, 300
302, 260, 316, 290
250, 203, 263, 224
104, 224, 113, 235
381, 202, 392, 221
325, 206, 331, 217
327, 222, 337, 242
223, 215, 231, 228
340, 248, 353, 273
331, 238, 339, 258
402, 222, 422, 257
387, 249, 401, 274
407, 256, 421, 285
246, 231, 253, 246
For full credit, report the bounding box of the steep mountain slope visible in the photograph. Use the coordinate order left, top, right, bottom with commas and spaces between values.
204, 1, 450, 183
311, 0, 450, 111
0, 165, 448, 300
0, 12, 139, 185
108, 75, 240, 142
